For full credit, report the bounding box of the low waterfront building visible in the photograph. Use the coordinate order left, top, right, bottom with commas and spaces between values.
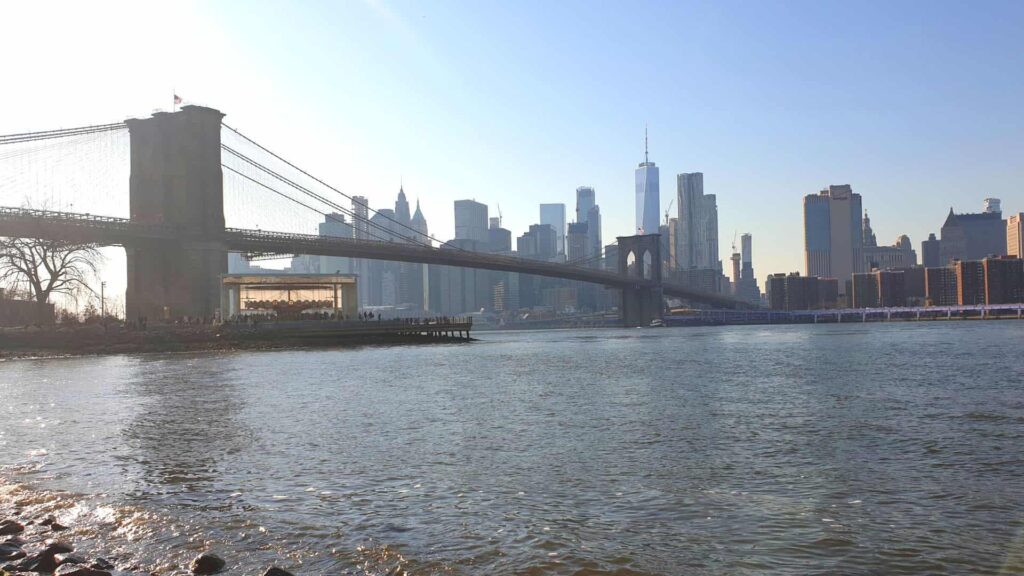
956, 260, 987, 306
898, 266, 927, 306
767, 273, 837, 310
852, 269, 908, 308
877, 270, 906, 307
983, 256, 1024, 304
851, 273, 879, 308
767, 274, 786, 310
818, 278, 839, 309
925, 266, 958, 306
220, 274, 359, 320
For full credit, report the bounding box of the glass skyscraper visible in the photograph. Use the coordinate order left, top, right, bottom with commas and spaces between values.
576, 187, 595, 224
803, 184, 863, 294
454, 199, 489, 246
539, 203, 566, 256
676, 172, 720, 271
635, 137, 660, 235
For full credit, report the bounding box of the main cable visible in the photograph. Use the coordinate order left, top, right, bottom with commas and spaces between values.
223, 164, 408, 246
221, 122, 465, 252
0, 123, 126, 146
221, 144, 430, 247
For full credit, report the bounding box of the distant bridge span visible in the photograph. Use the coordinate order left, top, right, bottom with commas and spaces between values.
0, 207, 749, 310
0, 106, 753, 325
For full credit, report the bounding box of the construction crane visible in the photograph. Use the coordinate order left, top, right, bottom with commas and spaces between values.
497, 203, 503, 228
732, 230, 738, 253
664, 199, 674, 226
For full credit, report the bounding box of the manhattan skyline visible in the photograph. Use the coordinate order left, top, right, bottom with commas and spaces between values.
2, 0, 1022, 285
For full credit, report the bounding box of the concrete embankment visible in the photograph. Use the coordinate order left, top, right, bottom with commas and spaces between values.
0, 321, 473, 358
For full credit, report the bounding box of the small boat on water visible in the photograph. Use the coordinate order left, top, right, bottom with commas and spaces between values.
649, 318, 665, 328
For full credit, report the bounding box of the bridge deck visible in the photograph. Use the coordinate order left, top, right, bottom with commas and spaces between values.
0, 207, 751, 309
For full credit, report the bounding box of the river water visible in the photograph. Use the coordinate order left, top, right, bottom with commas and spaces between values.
2, 322, 1024, 575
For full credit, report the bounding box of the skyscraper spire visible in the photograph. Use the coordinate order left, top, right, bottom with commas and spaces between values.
395, 181, 410, 226
644, 124, 649, 164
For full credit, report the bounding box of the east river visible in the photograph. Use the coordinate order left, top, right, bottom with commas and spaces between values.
2, 322, 1023, 574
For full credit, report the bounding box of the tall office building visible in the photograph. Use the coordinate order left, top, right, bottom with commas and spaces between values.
409, 199, 429, 310
576, 187, 595, 225
392, 185, 418, 306
863, 212, 877, 247
732, 233, 760, 304
676, 172, 721, 271
411, 199, 429, 242
351, 196, 371, 307
921, 233, 941, 268
394, 185, 411, 228
430, 238, 491, 315
488, 217, 512, 253
539, 203, 566, 256
318, 212, 354, 275
517, 224, 558, 260
454, 200, 489, 247
1008, 213, 1023, 258
741, 233, 753, 271
567, 187, 601, 267
803, 184, 864, 294
634, 130, 660, 235
567, 222, 589, 263
704, 194, 720, 271
352, 196, 370, 240
939, 201, 1006, 263
586, 205, 602, 266
604, 243, 621, 273
367, 209, 400, 306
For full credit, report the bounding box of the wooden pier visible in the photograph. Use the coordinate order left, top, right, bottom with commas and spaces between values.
219, 318, 475, 343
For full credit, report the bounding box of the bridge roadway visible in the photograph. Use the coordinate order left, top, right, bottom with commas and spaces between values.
0, 207, 750, 309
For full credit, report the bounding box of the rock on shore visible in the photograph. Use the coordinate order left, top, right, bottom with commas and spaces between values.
189, 552, 226, 574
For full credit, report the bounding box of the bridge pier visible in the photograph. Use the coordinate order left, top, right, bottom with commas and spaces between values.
124, 106, 227, 322
617, 234, 663, 327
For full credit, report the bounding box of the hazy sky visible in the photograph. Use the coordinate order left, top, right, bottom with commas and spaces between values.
2, 0, 1023, 300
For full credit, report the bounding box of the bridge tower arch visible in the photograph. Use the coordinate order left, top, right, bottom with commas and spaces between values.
617, 234, 663, 327
124, 106, 227, 322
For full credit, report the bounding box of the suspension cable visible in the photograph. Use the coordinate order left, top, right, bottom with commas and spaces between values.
221, 122, 460, 251
221, 144, 432, 248
222, 164, 410, 246
0, 122, 126, 146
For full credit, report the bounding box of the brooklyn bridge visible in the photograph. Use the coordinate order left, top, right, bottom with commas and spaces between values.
0, 105, 751, 326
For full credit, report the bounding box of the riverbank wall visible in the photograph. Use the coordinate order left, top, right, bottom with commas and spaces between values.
0, 319, 473, 358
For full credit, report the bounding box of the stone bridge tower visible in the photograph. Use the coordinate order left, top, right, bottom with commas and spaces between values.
124, 106, 227, 322
617, 233, 664, 327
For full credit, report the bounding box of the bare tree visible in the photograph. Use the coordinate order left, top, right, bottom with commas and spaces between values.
0, 236, 101, 306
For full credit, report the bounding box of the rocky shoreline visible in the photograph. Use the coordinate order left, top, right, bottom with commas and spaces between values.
0, 513, 293, 576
